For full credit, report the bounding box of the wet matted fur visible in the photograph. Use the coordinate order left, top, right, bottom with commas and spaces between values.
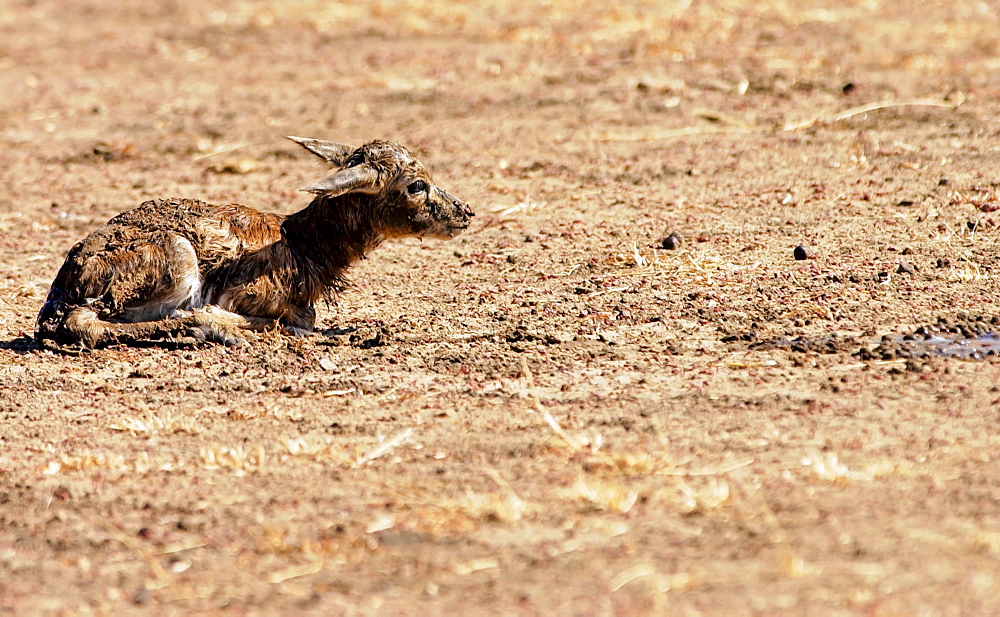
35, 138, 474, 348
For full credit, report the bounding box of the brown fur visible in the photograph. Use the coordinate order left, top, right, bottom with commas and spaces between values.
35, 139, 474, 348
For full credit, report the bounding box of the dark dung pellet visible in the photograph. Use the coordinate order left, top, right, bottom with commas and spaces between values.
660, 232, 682, 250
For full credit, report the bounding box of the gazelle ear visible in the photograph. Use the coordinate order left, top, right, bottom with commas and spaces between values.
286, 136, 355, 167
301, 164, 381, 197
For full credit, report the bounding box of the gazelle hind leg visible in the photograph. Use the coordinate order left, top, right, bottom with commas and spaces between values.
63, 306, 202, 348
59, 305, 278, 348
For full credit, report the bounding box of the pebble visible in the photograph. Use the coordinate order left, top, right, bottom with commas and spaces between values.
793, 245, 809, 260
660, 232, 682, 250
544, 332, 574, 345
897, 262, 917, 275
598, 331, 618, 345
133, 588, 151, 606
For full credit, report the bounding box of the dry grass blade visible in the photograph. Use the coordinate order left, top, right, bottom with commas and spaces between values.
453, 557, 499, 575
541, 409, 581, 452
610, 563, 660, 592
631, 241, 648, 268
569, 477, 638, 513
320, 388, 355, 397
199, 444, 266, 475
455, 486, 527, 524
354, 428, 414, 467
799, 450, 895, 483
520, 357, 590, 452
519, 356, 543, 415
366, 513, 396, 534
269, 559, 324, 584
658, 457, 754, 477
490, 200, 546, 217
0, 281, 43, 300
610, 563, 693, 594
783, 96, 964, 131
42, 451, 182, 475
591, 125, 753, 142
675, 477, 731, 512
594, 96, 962, 142
483, 466, 527, 518
108, 412, 201, 435
93, 516, 171, 588
154, 541, 208, 556
410, 467, 528, 525
191, 141, 257, 160
604, 243, 725, 282
279, 435, 352, 465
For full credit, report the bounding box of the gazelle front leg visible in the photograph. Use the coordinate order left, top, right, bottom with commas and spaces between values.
185, 306, 276, 346
186, 306, 316, 345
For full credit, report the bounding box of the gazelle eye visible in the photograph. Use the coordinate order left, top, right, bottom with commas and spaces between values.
407, 180, 428, 195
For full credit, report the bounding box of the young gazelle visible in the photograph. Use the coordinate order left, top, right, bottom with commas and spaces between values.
35, 137, 474, 348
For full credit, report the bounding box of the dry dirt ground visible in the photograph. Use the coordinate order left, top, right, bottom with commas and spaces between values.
2, 1, 1000, 615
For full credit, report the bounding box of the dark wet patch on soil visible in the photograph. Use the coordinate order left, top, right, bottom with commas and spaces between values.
856, 315, 1000, 361
745, 315, 1000, 361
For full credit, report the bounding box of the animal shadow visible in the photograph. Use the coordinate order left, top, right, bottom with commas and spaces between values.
0, 335, 41, 355
3, 333, 208, 356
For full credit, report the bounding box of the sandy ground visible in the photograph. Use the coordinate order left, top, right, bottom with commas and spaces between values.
2, 1, 1000, 614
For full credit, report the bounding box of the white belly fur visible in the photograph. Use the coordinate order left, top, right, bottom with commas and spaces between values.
122, 236, 204, 322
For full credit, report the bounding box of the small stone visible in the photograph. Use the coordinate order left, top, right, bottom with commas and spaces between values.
133, 588, 151, 605
660, 232, 682, 250
793, 245, 809, 260
897, 262, 917, 275
543, 332, 574, 345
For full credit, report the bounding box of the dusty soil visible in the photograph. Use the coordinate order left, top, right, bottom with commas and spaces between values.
3, 1, 1000, 614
